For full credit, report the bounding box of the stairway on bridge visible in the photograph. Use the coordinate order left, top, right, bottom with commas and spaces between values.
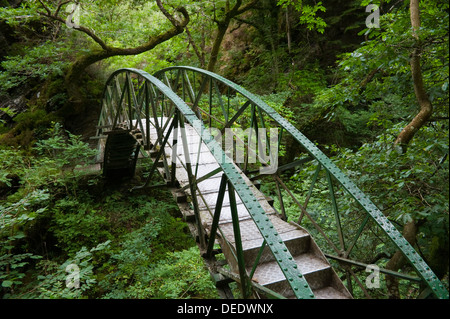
141, 118, 352, 299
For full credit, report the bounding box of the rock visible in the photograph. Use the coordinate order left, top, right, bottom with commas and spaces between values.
0, 95, 28, 123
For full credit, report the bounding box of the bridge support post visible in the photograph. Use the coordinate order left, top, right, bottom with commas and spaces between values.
228, 180, 253, 299
205, 174, 227, 258
170, 110, 179, 186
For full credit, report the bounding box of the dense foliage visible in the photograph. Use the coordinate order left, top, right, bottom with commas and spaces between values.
0, 0, 448, 299
0, 123, 218, 298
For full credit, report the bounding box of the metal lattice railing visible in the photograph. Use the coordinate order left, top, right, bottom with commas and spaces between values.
153, 66, 448, 299
95, 68, 316, 299
94, 66, 449, 299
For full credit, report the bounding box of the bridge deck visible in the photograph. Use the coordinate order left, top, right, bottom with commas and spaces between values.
143, 118, 351, 299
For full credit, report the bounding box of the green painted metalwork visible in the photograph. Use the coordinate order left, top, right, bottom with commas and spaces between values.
178, 111, 206, 248
205, 174, 227, 258
249, 239, 267, 280
205, 156, 315, 299
96, 67, 315, 299
96, 66, 448, 299
228, 180, 252, 298
153, 66, 449, 299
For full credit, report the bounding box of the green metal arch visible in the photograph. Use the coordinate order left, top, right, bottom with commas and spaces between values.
154, 66, 449, 299
97, 67, 316, 299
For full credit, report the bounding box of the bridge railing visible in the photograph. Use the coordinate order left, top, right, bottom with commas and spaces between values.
96, 68, 317, 299
95, 67, 448, 299
152, 66, 448, 299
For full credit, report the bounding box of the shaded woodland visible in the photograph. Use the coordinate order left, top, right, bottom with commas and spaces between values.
0, 0, 448, 299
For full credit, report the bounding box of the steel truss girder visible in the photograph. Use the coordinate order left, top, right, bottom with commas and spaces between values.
153, 66, 449, 299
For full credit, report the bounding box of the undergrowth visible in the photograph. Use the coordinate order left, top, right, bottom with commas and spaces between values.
0, 122, 218, 299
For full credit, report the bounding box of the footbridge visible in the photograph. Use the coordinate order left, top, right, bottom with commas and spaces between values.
93, 66, 448, 299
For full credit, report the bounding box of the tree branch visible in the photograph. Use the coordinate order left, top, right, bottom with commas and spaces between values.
54, 0, 72, 18
185, 26, 205, 68
157, 0, 189, 31
37, 0, 110, 50
37, 0, 51, 16
37, 0, 189, 55
394, 0, 433, 153
35, 0, 190, 109
236, 0, 259, 15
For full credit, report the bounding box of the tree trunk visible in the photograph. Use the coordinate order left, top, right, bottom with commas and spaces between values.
206, 0, 258, 72
393, 47, 433, 153
207, 21, 229, 72
386, 0, 433, 298
393, 0, 432, 153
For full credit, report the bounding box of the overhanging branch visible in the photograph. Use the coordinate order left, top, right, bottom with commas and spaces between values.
37, 0, 189, 54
